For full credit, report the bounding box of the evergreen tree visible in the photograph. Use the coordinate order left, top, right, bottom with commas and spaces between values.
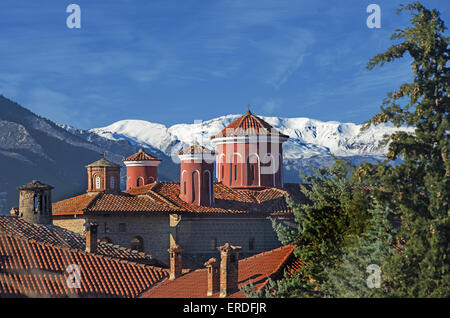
320, 198, 398, 297
356, 2, 449, 297
249, 159, 371, 297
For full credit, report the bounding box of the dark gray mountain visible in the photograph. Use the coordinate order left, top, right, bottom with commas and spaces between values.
0, 95, 178, 214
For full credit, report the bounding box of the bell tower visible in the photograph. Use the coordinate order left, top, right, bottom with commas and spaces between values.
86, 154, 121, 193
178, 142, 215, 206
17, 180, 54, 225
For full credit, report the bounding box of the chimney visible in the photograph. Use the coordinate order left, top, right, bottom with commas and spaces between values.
85, 222, 98, 253
168, 244, 184, 280
10, 207, 19, 217
204, 258, 220, 296
217, 243, 242, 298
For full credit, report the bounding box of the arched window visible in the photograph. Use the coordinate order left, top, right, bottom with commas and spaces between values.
33, 195, 38, 214
131, 236, 144, 252
148, 177, 155, 183
95, 176, 101, 189
43, 195, 47, 214
203, 171, 211, 206
192, 170, 200, 204
136, 177, 144, 187
110, 176, 115, 189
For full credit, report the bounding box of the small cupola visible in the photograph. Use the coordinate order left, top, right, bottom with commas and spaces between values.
178, 141, 215, 207
86, 154, 121, 193
122, 147, 162, 189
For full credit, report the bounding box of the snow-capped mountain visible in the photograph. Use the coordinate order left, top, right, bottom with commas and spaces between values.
89, 115, 411, 180
90, 115, 409, 159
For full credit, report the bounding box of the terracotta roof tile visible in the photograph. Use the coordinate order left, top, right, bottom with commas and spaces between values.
142, 245, 296, 298
53, 183, 308, 216
86, 158, 121, 168
123, 148, 161, 162
0, 233, 168, 298
211, 111, 289, 139
178, 142, 215, 155
0, 216, 162, 267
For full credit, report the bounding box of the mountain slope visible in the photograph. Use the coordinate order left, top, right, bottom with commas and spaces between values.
0, 95, 178, 214
89, 115, 410, 180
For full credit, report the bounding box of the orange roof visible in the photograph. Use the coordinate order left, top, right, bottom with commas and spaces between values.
178, 142, 215, 155
0, 216, 162, 267
123, 148, 161, 162
211, 110, 289, 139
53, 183, 308, 216
142, 245, 295, 298
52, 191, 182, 215
0, 233, 168, 298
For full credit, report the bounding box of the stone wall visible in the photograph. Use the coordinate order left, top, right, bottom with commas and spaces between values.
174, 216, 285, 265
54, 214, 170, 264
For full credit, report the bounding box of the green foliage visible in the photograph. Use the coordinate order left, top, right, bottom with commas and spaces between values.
263, 159, 371, 297
246, 2, 449, 298
358, 1, 449, 297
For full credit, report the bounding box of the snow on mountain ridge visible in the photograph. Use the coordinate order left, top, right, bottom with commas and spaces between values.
89, 115, 412, 160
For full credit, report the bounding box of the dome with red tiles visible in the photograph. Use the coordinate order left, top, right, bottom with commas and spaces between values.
178, 142, 215, 156
211, 110, 289, 189
211, 110, 289, 140
123, 147, 162, 162
123, 148, 162, 190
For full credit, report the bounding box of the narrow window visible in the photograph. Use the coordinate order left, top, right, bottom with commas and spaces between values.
221, 165, 224, 180
234, 165, 237, 180
110, 176, 115, 189
184, 181, 187, 195
95, 176, 101, 189
33, 195, 38, 213
37, 195, 42, 213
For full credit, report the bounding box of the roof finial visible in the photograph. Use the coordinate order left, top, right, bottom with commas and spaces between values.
246, 104, 252, 115
101, 152, 106, 158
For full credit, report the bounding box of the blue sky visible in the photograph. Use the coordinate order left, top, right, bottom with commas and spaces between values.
0, 0, 448, 129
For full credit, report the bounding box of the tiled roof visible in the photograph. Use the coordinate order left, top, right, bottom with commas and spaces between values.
86, 158, 120, 168
211, 111, 289, 139
52, 191, 182, 216
131, 182, 302, 215
285, 257, 306, 278
52, 193, 100, 215
178, 143, 215, 155
142, 245, 296, 298
0, 233, 167, 298
53, 183, 308, 216
123, 148, 162, 162
0, 216, 162, 267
